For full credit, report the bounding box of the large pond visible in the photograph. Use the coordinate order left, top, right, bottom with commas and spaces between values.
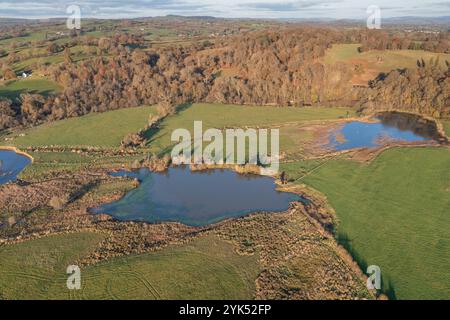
91, 167, 305, 226
0, 149, 31, 185
328, 113, 437, 151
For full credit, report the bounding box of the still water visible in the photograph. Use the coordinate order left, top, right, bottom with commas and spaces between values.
0, 149, 31, 185
329, 119, 431, 151
91, 166, 304, 226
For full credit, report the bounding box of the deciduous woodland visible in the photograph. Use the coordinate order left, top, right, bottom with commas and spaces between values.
1, 27, 449, 131
1, 17, 450, 300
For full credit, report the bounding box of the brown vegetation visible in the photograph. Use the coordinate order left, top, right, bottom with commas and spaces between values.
1, 26, 448, 133
357, 59, 450, 118
0, 166, 370, 299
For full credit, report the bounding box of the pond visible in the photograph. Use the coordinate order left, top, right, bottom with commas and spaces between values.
91, 166, 305, 227
0, 149, 31, 185
328, 113, 436, 151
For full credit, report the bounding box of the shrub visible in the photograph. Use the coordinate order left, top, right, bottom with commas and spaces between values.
121, 132, 145, 148
49, 194, 69, 210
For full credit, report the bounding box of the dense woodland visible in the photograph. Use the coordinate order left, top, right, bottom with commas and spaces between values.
1, 26, 449, 131
360, 59, 450, 117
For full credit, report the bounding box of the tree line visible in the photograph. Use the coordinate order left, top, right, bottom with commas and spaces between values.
1, 27, 449, 131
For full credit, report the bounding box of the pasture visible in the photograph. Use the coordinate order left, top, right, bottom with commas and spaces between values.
8, 105, 155, 148
0, 232, 105, 299
5, 103, 449, 300
323, 44, 450, 85
146, 103, 355, 157
8, 103, 354, 158
0, 77, 61, 100
0, 234, 259, 299
282, 147, 450, 299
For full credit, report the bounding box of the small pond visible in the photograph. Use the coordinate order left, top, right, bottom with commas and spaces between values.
91, 166, 305, 227
0, 149, 31, 185
328, 113, 436, 151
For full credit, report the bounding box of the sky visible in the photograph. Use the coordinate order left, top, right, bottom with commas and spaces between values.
0, 0, 448, 19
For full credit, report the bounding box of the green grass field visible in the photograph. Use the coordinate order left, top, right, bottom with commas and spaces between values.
0, 234, 259, 299
146, 103, 354, 156
11, 47, 109, 72
9, 106, 155, 148
5, 103, 449, 300
0, 232, 105, 299
0, 77, 61, 100
323, 44, 450, 85
8, 103, 353, 155
282, 147, 450, 299
323, 44, 450, 70
0, 31, 48, 46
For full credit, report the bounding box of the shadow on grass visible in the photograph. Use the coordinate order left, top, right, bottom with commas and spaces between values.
337, 231, 397, 300
143, 102, 193, 152
68, 179, 102, 204
0, 88, 55, 101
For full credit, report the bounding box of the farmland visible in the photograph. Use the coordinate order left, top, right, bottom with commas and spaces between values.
0, 77, 61, 100
323, 44, 450, 85
144, 103, 355, 157
3, 101, 450, 299
0, 233, 259, 299
0, 232, 105, 299
5, 103, 354, 175
8, 105, 155, 148
282, 147, 450, 299
7, 103, 353, 150
1, 14, 450, 302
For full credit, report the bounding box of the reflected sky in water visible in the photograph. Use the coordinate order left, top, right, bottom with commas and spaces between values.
92, 166, 304, 226
0, 150, 31, 185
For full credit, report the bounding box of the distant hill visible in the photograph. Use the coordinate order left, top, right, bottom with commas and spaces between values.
2, 15, 450, 26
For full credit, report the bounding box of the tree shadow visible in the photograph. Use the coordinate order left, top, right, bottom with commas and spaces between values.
143, 102, 193, 146
176, 102, 193, 113
0, 88, 55, 101
68, 179, 102, 204
336, 231, 398, 300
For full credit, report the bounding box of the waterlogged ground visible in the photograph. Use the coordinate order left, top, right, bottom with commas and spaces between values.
92, 167, 304, 226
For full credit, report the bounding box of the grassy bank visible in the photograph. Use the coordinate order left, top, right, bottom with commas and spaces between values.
282, 147, 450, 299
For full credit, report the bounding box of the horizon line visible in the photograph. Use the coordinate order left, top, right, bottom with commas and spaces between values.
1, 14, 450, 21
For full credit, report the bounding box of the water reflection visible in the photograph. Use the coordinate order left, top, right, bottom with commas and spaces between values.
0, 150, 31, 185
92, 166, 305, 226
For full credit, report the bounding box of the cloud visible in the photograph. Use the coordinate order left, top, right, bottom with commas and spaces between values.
240, 1, 319, 12
0, 0, 446, 19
